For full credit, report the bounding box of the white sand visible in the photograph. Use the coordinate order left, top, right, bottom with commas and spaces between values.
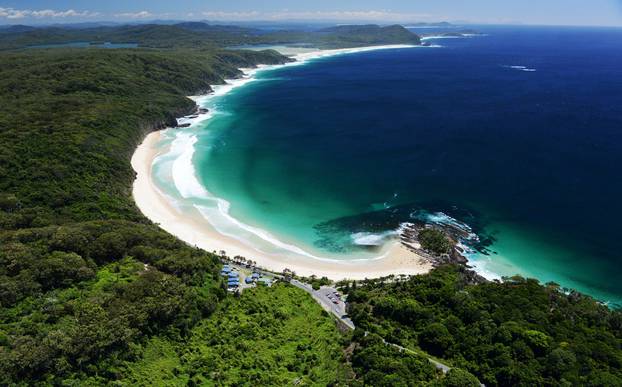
131, 45, 433, 280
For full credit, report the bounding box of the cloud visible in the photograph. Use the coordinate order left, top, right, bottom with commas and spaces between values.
0, 7, 98, 19
114, 11, 154, 19
201, 10, 433, 22
0, 7, 436, 23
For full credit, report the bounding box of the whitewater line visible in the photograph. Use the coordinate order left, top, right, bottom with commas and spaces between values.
161, 44, 427, 262
132, 44, 436, 279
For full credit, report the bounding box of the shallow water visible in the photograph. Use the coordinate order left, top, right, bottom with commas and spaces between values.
155, 26, 622, 306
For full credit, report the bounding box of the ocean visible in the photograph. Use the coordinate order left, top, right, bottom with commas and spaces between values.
153, 26, 622, 306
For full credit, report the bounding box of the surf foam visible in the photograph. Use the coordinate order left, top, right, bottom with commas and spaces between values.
153, 44, 443, 263
505, 65, 537, 72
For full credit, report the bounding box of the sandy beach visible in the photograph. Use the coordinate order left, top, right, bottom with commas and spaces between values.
131, 45, 433, 280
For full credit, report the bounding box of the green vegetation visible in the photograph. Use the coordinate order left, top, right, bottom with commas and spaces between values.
241, 24, 421, 49
418, 228, 454, 255
0, 47, 303, 384
0, 48, 287, 227
314, 24, 421, 48
350, 332, 439, 386
0, 23, 421, 51
345, 265, 622, 386
348, 330, 483, 386
298, 275, 332, 290
122, 284, 351, 385
0, 248, 221, 384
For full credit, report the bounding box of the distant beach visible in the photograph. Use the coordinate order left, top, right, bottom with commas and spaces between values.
132, 45, 433, 280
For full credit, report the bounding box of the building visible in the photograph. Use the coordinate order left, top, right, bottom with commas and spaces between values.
220, 265, 232, 276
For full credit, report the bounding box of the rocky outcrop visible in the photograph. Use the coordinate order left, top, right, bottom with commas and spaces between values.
399, 223, 483, 283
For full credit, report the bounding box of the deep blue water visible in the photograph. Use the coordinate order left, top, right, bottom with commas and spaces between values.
198, 26, 622, 305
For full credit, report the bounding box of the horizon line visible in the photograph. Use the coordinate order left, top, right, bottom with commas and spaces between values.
1, 19, 622, 28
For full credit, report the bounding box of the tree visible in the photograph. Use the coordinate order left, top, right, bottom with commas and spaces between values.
418, 228, 453, 255
523, 330, 550, 355
546, 348, 576, 378
35, 251, 95, 290
282, 268, 293, 282
419, 323, 454, 356
440, 368, 480, 387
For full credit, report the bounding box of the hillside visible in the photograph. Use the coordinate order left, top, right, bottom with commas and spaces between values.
345, 266, 622, 385
0, 47, 301, 384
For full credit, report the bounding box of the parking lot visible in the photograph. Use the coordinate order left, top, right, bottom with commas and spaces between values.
290, 280, 354, 329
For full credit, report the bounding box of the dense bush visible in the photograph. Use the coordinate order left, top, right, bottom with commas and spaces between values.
346, 265, 622, 386
350, 332, 437, 386
137, 284, 351, 386
0, 47, 288, 384
418, 228, 453, 255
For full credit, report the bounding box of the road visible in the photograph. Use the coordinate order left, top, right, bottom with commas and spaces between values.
289, 278, 457, 376
386, 339, 451, 373
224, 262, 460, 379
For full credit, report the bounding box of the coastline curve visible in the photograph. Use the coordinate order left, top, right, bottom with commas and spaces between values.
132, 45, 434, 280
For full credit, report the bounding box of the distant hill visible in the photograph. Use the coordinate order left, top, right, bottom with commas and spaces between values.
316, 24, 421, 47
0, 22, 421, 51
407, 21, 454, 27
0, 25, 37, 34
175, 21, 253, 34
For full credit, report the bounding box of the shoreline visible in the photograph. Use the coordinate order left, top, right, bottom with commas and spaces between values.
131, 45, 433, 280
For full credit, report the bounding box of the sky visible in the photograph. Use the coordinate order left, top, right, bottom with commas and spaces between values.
1, 0, 622, 26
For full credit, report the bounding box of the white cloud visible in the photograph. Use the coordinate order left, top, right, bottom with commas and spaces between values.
201, 11, 261, 20
0, 7, 99, 19
201, 10, 433, 22
114, 11, 154, 19
0, 7, 436, 23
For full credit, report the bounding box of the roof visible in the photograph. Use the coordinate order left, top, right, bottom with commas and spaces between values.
245, 277, 254, 283
251, 273, 260, 278
228, 272, 238, 277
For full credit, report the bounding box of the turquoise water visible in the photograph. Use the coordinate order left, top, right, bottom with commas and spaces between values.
153, 26, 622, 306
